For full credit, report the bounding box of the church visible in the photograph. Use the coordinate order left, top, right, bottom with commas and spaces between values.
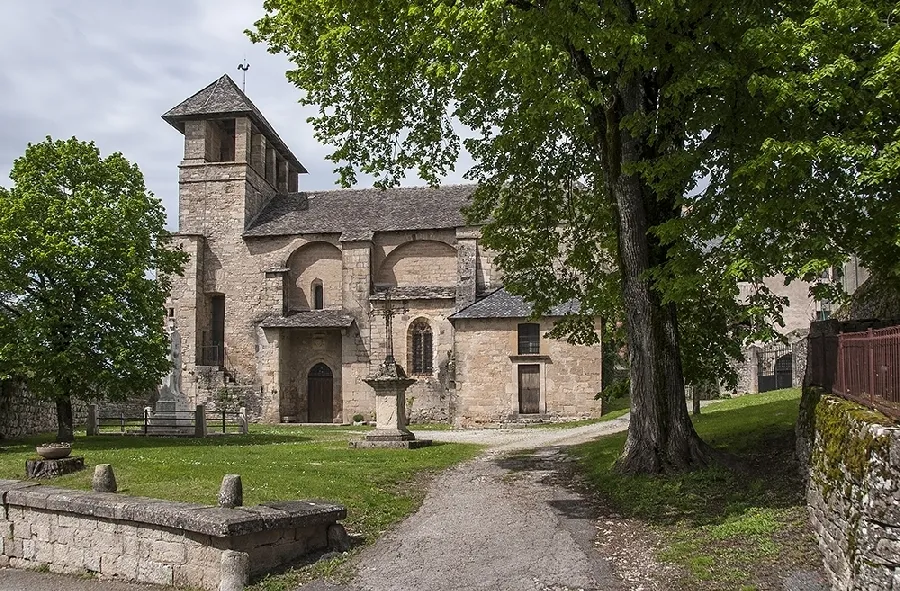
162, 75, 603, 426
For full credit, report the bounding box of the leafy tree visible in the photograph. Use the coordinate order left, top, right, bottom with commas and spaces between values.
0, 138, 187, 441
250, 0, 899, 472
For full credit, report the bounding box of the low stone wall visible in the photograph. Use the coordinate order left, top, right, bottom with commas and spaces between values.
0, 381, 86, 440
0, 480, 346, 589
800, 393, 900, 590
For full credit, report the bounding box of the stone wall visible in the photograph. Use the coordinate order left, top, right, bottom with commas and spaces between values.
799, 393, 900, 590
452, 318, 602, 426
0, 382, 87, 441
0, 479, 346, 590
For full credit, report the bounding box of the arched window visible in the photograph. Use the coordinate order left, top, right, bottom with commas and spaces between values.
313, 283, 324, 310
410, 320, 433, 375
517, 323, 541, 355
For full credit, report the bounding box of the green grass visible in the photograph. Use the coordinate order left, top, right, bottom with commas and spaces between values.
571, 388, 820, 590
0, 424, 480, 545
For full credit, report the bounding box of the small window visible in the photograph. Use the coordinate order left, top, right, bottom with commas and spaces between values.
518, 323, 540, 355
410, 320, 433, 375
313, 284, 324, 310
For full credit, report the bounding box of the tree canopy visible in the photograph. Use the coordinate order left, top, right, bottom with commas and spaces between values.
250, 0, 900, 472
0, 137, 187, 441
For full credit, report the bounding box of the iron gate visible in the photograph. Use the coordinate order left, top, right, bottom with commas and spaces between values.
757, 344, 793, 392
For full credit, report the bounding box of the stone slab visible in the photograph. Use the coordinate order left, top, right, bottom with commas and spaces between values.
25, 457, 85, 479
349, 439, 433, 449
2, 481, 346, 538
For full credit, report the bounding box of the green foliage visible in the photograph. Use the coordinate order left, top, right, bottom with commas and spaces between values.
0, 137, 187, 404
595, 377, 629, 404
248, 0, 898, 393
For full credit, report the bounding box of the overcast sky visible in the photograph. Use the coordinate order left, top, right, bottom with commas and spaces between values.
0, 1, 472, 229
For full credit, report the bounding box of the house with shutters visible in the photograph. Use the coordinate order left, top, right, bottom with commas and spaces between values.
162, 74, 603, 426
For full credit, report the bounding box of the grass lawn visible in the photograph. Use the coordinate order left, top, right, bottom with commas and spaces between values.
571, 388, 821, 591
0, 423, 481, 588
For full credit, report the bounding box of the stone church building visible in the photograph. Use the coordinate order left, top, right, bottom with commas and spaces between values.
163, 75, 603, 426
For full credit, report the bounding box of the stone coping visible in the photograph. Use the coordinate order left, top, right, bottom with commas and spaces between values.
0, 479, 346, 538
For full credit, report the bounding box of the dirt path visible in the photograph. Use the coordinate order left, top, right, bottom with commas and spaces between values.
303, 417, 651, 591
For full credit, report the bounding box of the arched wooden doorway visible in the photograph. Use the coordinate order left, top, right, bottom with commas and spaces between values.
307, 363, 334, 423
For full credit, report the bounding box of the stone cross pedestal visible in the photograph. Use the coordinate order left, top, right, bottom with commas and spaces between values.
350, 361, 432, 449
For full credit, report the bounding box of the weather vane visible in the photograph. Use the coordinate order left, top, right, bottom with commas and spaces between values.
237, 58, 251, 92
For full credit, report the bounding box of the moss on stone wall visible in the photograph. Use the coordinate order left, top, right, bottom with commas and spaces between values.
811, 396, 892, 497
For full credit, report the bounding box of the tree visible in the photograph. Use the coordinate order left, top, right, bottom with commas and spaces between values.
250, 0, 899, 473
0, 137, 187, 441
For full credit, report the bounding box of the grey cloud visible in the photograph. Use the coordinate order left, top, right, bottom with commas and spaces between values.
1, 1, 474, 230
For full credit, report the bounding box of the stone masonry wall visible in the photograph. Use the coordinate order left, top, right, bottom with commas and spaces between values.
453, 318, 602, 426
369, 299, 456, 423
0, 382, 87, 440
802, 394, 900, 590
0, 479, 345, 590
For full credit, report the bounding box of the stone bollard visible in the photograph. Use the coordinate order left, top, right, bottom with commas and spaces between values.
218, 474, 243, 508
327, 523, 351, 552
87, 404, 99, 436
195, 404, 208, 438
219, 550, 249, 591
92, 464, 117, 493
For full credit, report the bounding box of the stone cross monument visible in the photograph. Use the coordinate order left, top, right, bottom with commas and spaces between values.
153, 318, 191, 430
350, 291, 432, 449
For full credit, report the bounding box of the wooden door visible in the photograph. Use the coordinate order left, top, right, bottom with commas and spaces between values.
518, 364, 541, 414
307, 363, 334, 423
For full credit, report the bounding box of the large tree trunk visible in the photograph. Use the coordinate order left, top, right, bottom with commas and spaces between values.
609, 75, 713, 475
55, 395, 74, 442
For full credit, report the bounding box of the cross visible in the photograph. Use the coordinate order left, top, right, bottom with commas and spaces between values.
371, 288, 408, 366
237, 58, 251, 92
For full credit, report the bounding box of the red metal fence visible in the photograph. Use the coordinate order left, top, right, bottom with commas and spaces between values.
809, 325, 900, 419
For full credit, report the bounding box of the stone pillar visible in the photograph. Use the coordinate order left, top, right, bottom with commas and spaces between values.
195, 404, 208, 438
747, 346, 759, 394
219, 550, 250, 591
276, 155, 289, 193
288, 166, 299, 192
263, 269, 289, 316
167, 236, 204, 394
341, 237, 373, 422
182, 120, 206, 162
259, 327, 283, 423
265, 146, 277, 186
456, 227, 479, 310
350, 362, 432, 448
86, 404, 98, 436
234, 117, 252, 163
250, 131, 266, 177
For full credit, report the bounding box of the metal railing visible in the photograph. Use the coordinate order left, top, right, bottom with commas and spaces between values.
88, 404, 249, 436
809, 326, 900, 419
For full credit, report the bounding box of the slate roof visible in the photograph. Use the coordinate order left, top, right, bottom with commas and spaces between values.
162, 74, 305, 172
449, 288, 580, 320
244, 185, 477, 237
370, 286, 457, 301
259, 310, 354, 329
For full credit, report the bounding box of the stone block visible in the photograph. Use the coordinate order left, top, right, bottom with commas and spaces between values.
138, 560, 174, 586
150, 540, 186, 564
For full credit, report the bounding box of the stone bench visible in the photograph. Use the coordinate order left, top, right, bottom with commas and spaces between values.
0, 479, 347, 589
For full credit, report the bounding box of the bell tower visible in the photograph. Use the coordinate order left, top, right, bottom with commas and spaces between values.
162, 74, 306, 234
161, 75, 306, 396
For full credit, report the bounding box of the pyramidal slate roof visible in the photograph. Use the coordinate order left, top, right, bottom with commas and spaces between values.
244, 185, 477, 237
162, 75, 305, 172
450, 288, 580, 320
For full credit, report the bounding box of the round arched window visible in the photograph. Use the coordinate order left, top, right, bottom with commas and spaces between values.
409, 319, 433, 375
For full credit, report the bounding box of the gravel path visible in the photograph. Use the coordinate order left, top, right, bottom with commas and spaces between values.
304, 418, 635, 591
